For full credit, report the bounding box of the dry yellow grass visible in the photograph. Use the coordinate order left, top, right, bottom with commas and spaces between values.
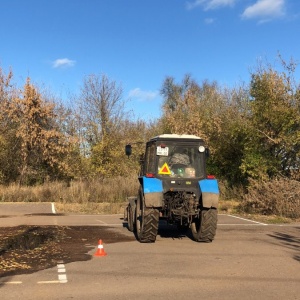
54, 201, 127, 215
218, 199, 240, 214
1, 177, 299, 221
0, 176, 139, 214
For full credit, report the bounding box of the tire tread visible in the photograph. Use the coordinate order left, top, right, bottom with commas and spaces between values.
191, 209, 217, 242
139, 208, 159, 243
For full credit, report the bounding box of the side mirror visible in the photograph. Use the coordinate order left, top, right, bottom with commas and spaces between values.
205, 148, 210, 158
125, 144, 132, 157
139, 154, 144, 164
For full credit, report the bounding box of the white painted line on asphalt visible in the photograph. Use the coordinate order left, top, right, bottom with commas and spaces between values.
37, 261, 68, 284
51, 202, 56, 214
96, 219, 107, 225
222, 214, 268, 225
58, 274, 67, 283
275, 224, 300, 227
57, 268, 66, 273
74, 214, 124, 217
0, 281, 22, 284
57, 263, 68, 283
96, 220, 123, 226
218, 223, 264, 226
67, 223, 124, 226
37, 280, 61, 284
79, 223, 109, 226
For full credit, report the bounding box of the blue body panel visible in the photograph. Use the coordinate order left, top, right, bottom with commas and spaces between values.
199, 179, 219, 194
142, 177, 163, 193
141, 177, 219, 194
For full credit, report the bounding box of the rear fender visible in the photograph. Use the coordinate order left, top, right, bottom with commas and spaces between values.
199, 179, 219, 208
139, 177, 163, 208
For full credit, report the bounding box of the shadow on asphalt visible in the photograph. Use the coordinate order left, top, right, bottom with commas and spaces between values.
158, 221, 193, 240
123, 220, 195, 242
267, 227, 300, 262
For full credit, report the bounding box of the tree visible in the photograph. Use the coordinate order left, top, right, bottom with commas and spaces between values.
91, 118, 157, 178
208, 86, 252, 185
0, 67, 21, 183
51, 99, 91, 180
160, 75, 253, 184
78, 74, 125, 149
246, 59, 300, 179
161, 74, 208, 139
77, 74, 134, 177
10, 78, 71, 184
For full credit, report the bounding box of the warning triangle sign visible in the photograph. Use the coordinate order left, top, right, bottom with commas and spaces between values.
159, 162, 171, 175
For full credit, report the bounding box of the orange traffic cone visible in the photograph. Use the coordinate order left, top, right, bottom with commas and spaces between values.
94, 239, 107, 257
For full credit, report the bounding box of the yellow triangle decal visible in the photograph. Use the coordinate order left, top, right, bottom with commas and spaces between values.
159, 162, 171, 175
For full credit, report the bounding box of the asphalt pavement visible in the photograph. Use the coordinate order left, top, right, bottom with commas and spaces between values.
0, 202, 299, 300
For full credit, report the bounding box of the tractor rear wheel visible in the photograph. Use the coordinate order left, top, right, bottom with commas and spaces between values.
191, 208, 217, 242
135, 191, 159, 243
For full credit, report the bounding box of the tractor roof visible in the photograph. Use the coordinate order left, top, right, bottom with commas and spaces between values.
149, 134, 203, 141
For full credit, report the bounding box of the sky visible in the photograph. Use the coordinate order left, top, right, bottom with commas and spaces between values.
0, 0, 300, 121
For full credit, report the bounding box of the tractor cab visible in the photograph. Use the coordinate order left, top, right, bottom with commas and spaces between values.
141, 135, 208, 180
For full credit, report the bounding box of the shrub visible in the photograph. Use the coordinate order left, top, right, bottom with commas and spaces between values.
240, 178, 300, 219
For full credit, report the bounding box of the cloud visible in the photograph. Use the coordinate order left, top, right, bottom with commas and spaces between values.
204, 18, 215, 24
52, 58, 76, 68
241, 0, 285, 21
128, 88, 158, 102
186, 0, 236, 11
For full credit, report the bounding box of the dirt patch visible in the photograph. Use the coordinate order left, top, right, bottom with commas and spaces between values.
0, 226, 135, 278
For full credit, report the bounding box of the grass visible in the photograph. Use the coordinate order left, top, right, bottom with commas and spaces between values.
0, 176, 139, 214
54, 202, 128, 215
218, 199, 299, 224
218, 199, 240, 214
0, 177, 299, 222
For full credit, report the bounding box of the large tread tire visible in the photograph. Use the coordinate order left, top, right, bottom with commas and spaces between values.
191, 208, 217, 242
136, 192, 159, 243
127, 205, 134, 232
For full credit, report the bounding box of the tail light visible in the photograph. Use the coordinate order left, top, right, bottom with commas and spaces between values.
145, 173, 155, 178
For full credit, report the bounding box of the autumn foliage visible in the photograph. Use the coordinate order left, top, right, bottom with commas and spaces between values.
0, 56, 299, 218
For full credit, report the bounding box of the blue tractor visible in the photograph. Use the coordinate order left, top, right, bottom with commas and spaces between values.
125, 134, 219, 243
